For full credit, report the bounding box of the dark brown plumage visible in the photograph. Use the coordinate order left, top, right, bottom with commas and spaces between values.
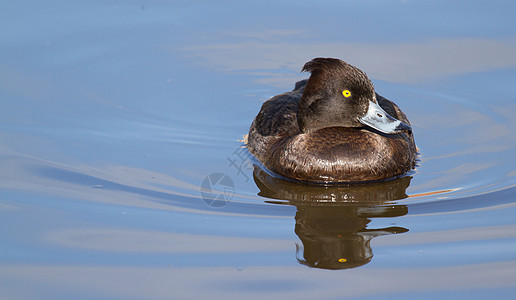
247, 58, 417, 183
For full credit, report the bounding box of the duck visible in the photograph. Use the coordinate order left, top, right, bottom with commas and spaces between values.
247, 58, 417, 183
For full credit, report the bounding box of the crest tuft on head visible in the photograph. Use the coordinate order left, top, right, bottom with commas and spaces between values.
302, 57, 349, 74
301, 57, 373, 91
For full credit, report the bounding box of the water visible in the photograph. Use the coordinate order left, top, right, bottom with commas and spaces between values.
1, 1, 516, 299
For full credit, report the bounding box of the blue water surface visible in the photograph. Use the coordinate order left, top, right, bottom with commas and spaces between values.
1, 1, 516, 299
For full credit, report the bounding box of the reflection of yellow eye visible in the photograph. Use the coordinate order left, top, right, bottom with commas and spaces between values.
342, 90, 351, 98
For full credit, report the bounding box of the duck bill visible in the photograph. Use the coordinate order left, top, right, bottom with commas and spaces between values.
359, 100, 412, 134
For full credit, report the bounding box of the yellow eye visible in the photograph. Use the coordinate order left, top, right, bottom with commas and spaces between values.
342, 90, 351, 98
338, 258, 347, 263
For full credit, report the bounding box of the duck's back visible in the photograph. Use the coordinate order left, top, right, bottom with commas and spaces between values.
247, 80, 305, 163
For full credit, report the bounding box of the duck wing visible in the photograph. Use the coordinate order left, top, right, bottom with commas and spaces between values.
247, 80, 306, 161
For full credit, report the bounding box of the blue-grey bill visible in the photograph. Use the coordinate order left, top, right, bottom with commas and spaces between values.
359, 100, 412, 134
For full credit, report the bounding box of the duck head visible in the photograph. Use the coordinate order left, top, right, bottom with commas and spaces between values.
297, 58, 411, 134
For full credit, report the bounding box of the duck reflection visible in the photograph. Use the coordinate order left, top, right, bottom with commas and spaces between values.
253, 166, 410, 270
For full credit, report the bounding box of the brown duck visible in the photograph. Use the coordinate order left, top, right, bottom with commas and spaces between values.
247, 58, 417, 183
